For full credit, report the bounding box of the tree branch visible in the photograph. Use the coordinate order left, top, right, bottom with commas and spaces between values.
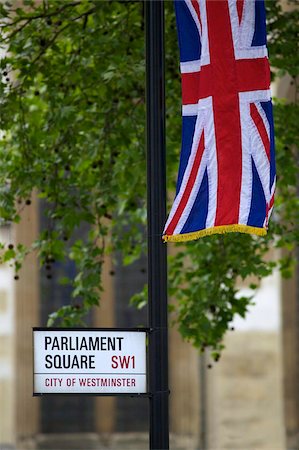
1, 1, 82, 28
31, 7, 97, 65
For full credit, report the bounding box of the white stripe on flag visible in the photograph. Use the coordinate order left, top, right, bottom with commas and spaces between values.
198, 0, 210, 66
250, 114, 271, 204
239, 90, 271, 103
201, 97, 218, 229
163, 109, 206, 233
238, 102, 253, 225
180, 60, 201, 74
185, 0, 202, 39
183, 104, 199, 116
174, 151, 207, 234
255, 101, 270, 141
239, 0, 255, 49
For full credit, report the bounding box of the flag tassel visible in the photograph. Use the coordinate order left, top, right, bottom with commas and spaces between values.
163, 224, 267, 242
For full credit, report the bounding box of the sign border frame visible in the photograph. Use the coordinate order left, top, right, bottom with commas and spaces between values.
32, 327, 150, 397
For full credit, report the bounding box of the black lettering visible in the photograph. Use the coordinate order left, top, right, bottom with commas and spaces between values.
53, 355, 62, 368
45, 355, 52, 368
89, 337, 99, 351
71, 355, 80, 369
69, 337, 76, 351
100, 337, 107, 350
107, 337, 115, 351
63, 355, 70, 369
89, 355, 95, 369
80, 355, 88, 369
45, 337, 51, 350
117, 337, 124, 351
52, 337, 59, 350
61, 336, 68, 350
80, 337, 88, 351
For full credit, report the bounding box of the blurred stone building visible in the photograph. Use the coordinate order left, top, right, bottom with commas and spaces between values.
0, 200, 202, 449
0, 159, 297, 450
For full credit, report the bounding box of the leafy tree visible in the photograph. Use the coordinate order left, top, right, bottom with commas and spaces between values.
0, 0, 298, 357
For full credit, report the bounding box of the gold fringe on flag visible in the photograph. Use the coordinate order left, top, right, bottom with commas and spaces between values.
162, 224, 267, 243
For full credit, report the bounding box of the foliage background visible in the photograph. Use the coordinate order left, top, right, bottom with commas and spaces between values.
0, 0, 298, 356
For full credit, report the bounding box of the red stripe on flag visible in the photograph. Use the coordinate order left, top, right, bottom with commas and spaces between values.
165, 133, 205, 236
182, 58, 270, 105
206, 1, 242, 226
266, 192, 275, 225
182, 71, 200, 105
191, 0, 202, 34
250, 103, 270, 161
236, 0, 244, 24
236, 58, 271, 92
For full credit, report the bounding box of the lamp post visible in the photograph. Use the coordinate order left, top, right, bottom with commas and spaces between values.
145, 1, 169, 449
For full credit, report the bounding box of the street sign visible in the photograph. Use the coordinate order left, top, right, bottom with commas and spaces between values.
33, 328, 147, 395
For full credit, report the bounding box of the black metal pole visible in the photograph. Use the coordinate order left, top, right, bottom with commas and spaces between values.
145, 1, 169, 449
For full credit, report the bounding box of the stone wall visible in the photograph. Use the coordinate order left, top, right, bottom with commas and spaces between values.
0, 226, 15, 446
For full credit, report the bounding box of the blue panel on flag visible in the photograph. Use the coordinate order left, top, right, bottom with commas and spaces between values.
252, 0, 267, 47
181, 169, 209, 234
261, 100, 276, 188
248, 158, 267, 228
175, 0, 201, 62
176, 115, 197, 194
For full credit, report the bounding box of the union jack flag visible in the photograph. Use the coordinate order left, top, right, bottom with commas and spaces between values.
163, 0, 276, 242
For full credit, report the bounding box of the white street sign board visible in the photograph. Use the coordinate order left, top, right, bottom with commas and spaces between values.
33, 329, 147, 395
